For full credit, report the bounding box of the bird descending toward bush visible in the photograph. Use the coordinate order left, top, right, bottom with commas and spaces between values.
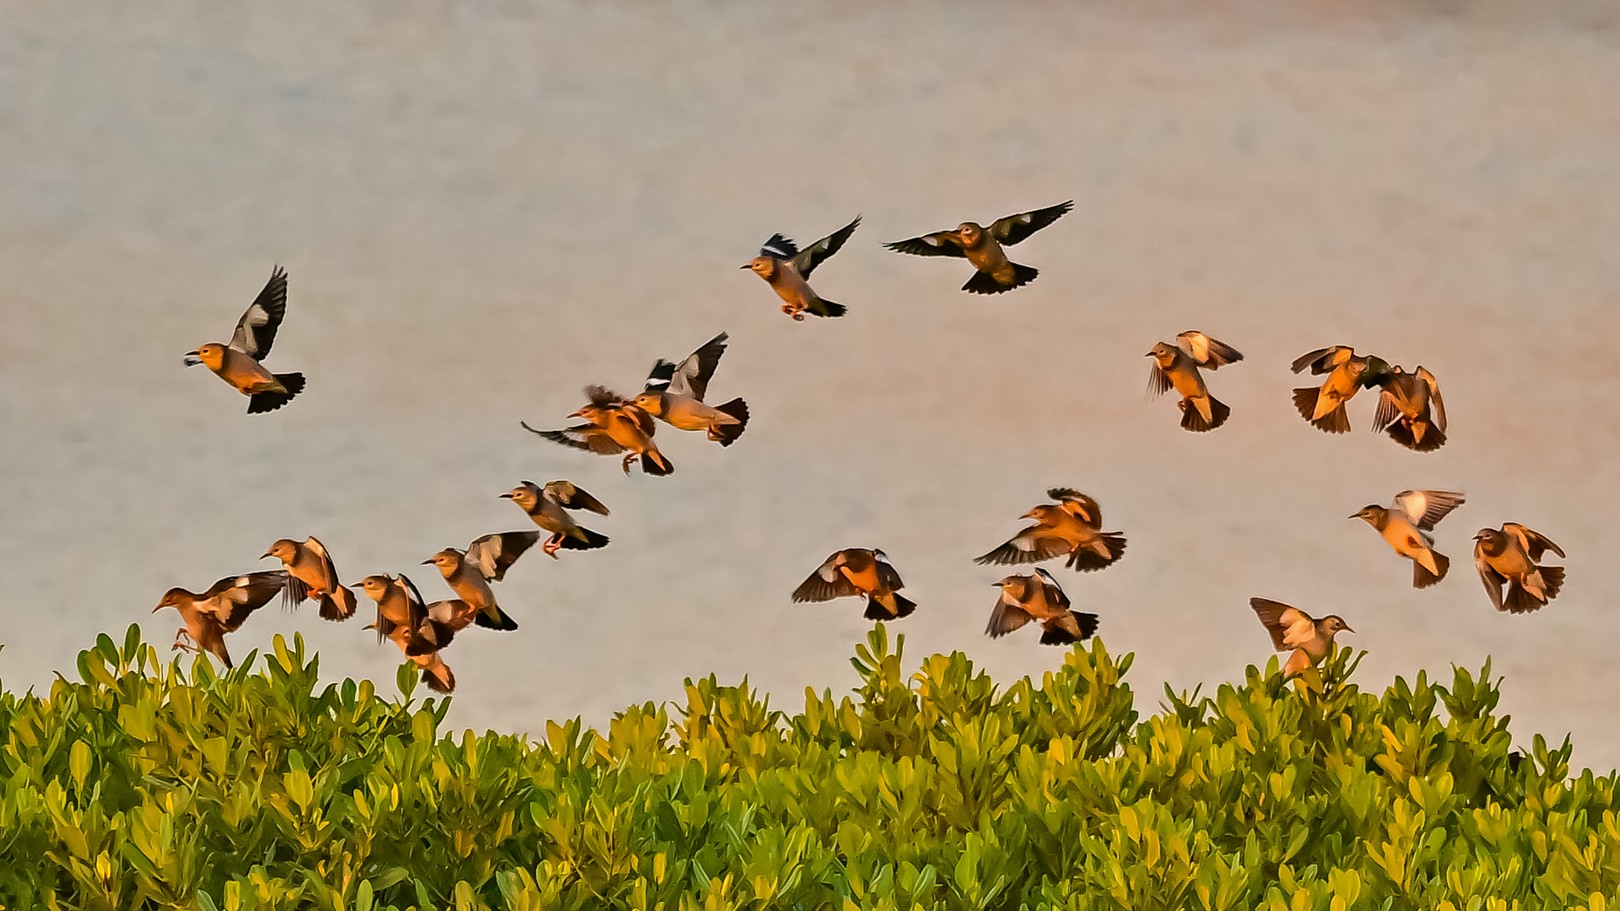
152, 570, 293, 667
1290, 345, 1392, 435
1147, 331, 1244, 432
1250, 597, 1354, 678
632, 332, 749, 446
262, 536, 357, 621
1351, 489, 1466, 588
524, 386, 673, 476
356, 574, 458, 694
975, 488, 1126, 572
792, 548, 916, 620
183, 266, 306, 414
422, 531, 540, 631
1474, 523, 1566, 614
886, 201, 1073, 294
985, 569, 1098, 645
743, 216, 861, 320
1371, 365, 1447, 452
500, 480, 610, 557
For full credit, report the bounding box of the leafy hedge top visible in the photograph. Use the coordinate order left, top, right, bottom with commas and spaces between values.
1, 625, 1617, 910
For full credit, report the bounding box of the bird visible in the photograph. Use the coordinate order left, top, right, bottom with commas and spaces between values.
262, 536, 358, 621
975, 488, 1127, 572
1350, 489, 1467, 588
985, 569, 1099, 645
523, 386, 673, 476
1370, 366, 1447, 452
1250, 597, 1354, 677
1290, 346, 1392, 434
422, 531, 540, 631
743, 216, 861, 320
500, 480, 610, 557
791, 548, 916, 620
631, 332, 749, 446
885, 201, 1073, 294
152, 570, 292, 667
356, 574, 458, 694
184, 266, 306, 414
1147, 331, 1244, 432
1474, 523, 1566, 614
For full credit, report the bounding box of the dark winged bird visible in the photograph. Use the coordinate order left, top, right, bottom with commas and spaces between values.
1290, 345, 1392, 434
791, 548, 916, 620
423, 531, 540, 631
631, 332, 749, 446
152, 570, 292, 667
1147, 331, 1244, 432
1351, 489, 1466, 588
975, 488, 1126, 572
184, 266, 306, 413
500, 480, 610, 557
1474, 523, 1566, 614
885, 201, 1073, 294
985, 569, 1098, 645
523, 386, 673, 476
744, 216, 861, 320
263, 536, 357, 621
356, 574, 458, 694
1250, 597, 1354, 677
1371, 365, 1447, 452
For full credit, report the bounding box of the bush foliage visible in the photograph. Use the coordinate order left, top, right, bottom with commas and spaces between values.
1, 625, 1617, 910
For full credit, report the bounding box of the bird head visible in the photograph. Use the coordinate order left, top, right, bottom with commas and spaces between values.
355, 575, 394, 602
1147, 342, 1177, 366
1321, 615, 1355, 636
1473, 528, 1506, 553
501, 483, 539, 509
184, 344, 226, 370
153, 588, 190, 612
956, 222, 982, 242
1349, 506, 1383, 525
423, 549, 463, 574
1023, 503, 1061, 522
262, 539, 299, 562
631, 391, 664, 415
992, 574, 1024, 591
743, 256, 777, 278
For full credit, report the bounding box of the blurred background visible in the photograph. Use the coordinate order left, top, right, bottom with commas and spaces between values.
2, 1, 1617, 764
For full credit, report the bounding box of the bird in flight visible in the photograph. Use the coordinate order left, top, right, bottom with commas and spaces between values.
632, 332, 749, 446
743, 216, 861, 320
1474, 523, 1566, 613
1250, 597, 1354, 678
1147, 331, 1244, 432
184, 266, 306, 413
886, 201, 1073, 294
791, 548, 916, 620
1350, 489, 1466, 588
985, 569, 1099, 645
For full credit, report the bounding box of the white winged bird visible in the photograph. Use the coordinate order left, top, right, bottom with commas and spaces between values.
423, 531, 541, 631
1147, 331, 1244, 432
1371, 366, 1447, 452
791, 548, 916, 620
1351, 489, 1466, 588
356, 574, 459, 694
631, 332, 750, 446
500, 480, 610, 557
975, 488, 1126, 573
986, 569, 1099, 645
152, 570, 293, 667
1250, 597, 1354, 677
184, 266, 306, 413
263, 536, 358, 621
885, 201, 1073, 294
1289, 345, 1393, 434
1474, 523, 1566, 614
744, 216, 861, 320
523, 386, 674, 476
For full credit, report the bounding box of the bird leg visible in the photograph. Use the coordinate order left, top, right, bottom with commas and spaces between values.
171, 629, 198, 654
542, 534, 563, 558
620, 453, 635, 474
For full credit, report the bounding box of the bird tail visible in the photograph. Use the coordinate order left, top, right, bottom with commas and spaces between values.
711, 398, 750, 447
1293, 387, 1350, 434
1413, 550, 1450, 589
1385, 420, 1446, 453
864, 592, 917, 620
1539, 564, 1566, 601
561, 527, 610, 551
473, 603, 520, 632
1064, 533, 1127, 572
1039, 611, 1100, 645
640, 449, 675, 476
247, 373, 306, 414
806, 298, 847, 318
1180, 395, 1231, 432
962, 262, 1038, 294
1502, 581, 1546, 614
422, 660, 456, 694
318, 586, 358, 622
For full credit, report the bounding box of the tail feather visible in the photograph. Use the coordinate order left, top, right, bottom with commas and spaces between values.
1413, 551, 1450, 589
864, 592, 917, 620
1064, 533, 1127, 572
1294, 387, 1350, 434
1180, 395, 1231, 432
640, 450, 675, 476
711, 398, 750, 447
1539, 564, 1566, 601
317, 586, 358, 622
422, 662, 456, 694
807, 297, 847, 318
962, 262, 1038, 295
1039, 611, 1099, 645
560, 527, 610, 551
473, 604, 520, 632
247, 373, 306, 414
1386, 420, 1446, 453
1502, 581, 1546, 614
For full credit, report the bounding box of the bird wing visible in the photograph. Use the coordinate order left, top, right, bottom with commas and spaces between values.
1475, 546, 1508, 612
521, 422, 627, 455
465, 531, 542, 581
1147, 363, 1173, 398
791, 216, 861, 278
791, 552, 860, 602
758, 233, 799, 260
542, 480, 611, 515
1370, 383, 1402, 432
623, 403, 658, 435
974, 528, 1073, 565
985, 591, 1035, 638
989, 201, 1074, 246
656, 332, 729, 401
303, 535, 340, 588
585, 385, 630, 408
1250, 597, 1312, 652
1290, 345, 1351, 375
1175, 331, 1244, 369
873, 551, 906, 592
205, 570, 290, 630
1393, 490, 1466, 530
1032, 568, 1071, 609
1416, 367, 1446, 433
885, 230, 968, 258
1048, 488, 1102, 526
1502, 523, 1564, 561
397, 574, 430, 628
228, 266, 289, 359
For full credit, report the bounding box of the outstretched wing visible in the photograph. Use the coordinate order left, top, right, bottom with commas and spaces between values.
758, 233, 799, 260
1393, 490, 1466, 530
1175, 331, 1243, 369
1147, 363, 1172, 398
1370, 382, 1402, 432
1502, 523, 1565, 561
205, 570, 291, 630
872, 551, 906, 592
229, 266, 289, 359
1416, 367, 1446, 433
1290, 345, 1351, 375
1249, 597, 1313, 652
1475, 549, 1507, 612
791, 552, 858, 602
649, 332, 729, 401
1048, 488, 1102, 525
465, 531, 542, 582
989, 200, 1074, 246
885, 231, 968, 258
521, 421, 626, 455
542, 480, 611, 515
1032, 568, 1071, 609
791, 216, 861, 278
985, 591, 1034, 638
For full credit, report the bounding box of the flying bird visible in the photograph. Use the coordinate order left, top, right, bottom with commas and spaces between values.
631, 332, 749, 446
500, 480, 610, 557
356, 574, 458, 694
184, 266, 306, 413
975, 488, 1126, 572
1474, 523, 1566, 614
523, 386, 673, 476
1290, 346, 1392, 434
985, 569, 1099, 645
1350, 489, 1466, 588
262, 536, 358, 621
1147, 331, 1244, 432
886, 201, 1073, 294
152, 570, 292, 667
743, 216, 861, 320
791, 548, 916, 620
423, 531, 541, 631
1250, 597, 1354, 677
1371, 366, 1447, 452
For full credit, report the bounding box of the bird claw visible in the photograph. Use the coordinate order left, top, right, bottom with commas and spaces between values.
620, 455, 634, 475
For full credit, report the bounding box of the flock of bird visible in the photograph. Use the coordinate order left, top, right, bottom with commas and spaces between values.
154, 204, 1568, 693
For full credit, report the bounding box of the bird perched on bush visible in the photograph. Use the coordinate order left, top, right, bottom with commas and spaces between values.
1371, 365, 1447, 452
1250, 597, 1354, 677
743, 216, 861, 320
422, 531, 540, 631
632, 332, 749, 446
262, 536, 357, 621
1350, 489, 1466, 588
356, 574, 458, 694
152, 570, 292, 667
886, 201, 1073, 294
183, 266, 306, 413
975, 488, 1126, 572
524, 386, 673, 476
985, 569, 1098, 645
792, 548, 916, 620
1289, 345, 1392, 434
1474, 523, 1566, 613
500, 480, 610, 557
1147, 331, 1244, 432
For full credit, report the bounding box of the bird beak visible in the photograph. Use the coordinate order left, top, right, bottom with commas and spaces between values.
420, 559, 434, 565
151, 604, 164, 613
1144, 351, 1155, 358
183, 351, 202, 366
498, 493, 513, 499
739, 263, 752, 270
1019, 509, 1038, 519
1347, 513, 1361, 520
260, 549, 274, 559
566, 408, 584, 418
1343, 624, 1356, 633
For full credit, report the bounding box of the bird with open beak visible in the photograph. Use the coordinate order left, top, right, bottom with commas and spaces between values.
744, 216, 861, 320
500, 480, 610, 557
152, 570, 292, 667
791, 548, 916, 620
886, 201, 1073, 294
184, 266, 306, 414
422, 531, 540, 631
262, 536, 357, 621
1147, 331, 1244, 432
1370, 365, 1447, 452
631, 332, 749, 446
1351, 489, 1466, 588
356, 574, 459, 694
523, 386, 673, 476
1289, 345, 1393, 434
975, 488, 1127, 572
1474, 523, 1566, 614
1250, 597, 1354, 677
985, 569, 1099, 645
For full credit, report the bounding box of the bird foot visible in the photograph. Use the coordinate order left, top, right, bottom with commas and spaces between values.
620, 455, 634, 475
543, 536, 562, 558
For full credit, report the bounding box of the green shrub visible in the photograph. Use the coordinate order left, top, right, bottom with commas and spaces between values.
1, 624, 1616, 910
